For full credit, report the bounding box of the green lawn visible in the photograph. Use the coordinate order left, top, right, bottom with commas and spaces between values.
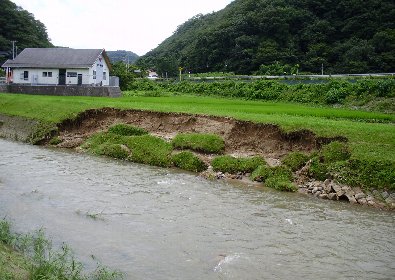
1, 93, 394, 162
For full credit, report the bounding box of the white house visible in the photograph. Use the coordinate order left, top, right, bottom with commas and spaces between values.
2, 48, 111, 86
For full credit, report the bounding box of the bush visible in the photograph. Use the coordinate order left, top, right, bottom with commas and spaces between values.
172, 133, 225, 154
251, 165, 272, 182
172, 151, 207, 172
331, 159, 395, 191
81, 132, 125, 153
97, 143, 129, 159
108, 124, 148, 136
265, 175, 298, 192
125, 135, 173, 167
271, 165, 293, 180
282, 152, 309, 171
211, 155, 265, 174
308, 156, 329, 181
321, 141, 351, 162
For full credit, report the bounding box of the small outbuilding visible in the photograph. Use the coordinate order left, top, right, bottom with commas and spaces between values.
2, 48, 111, 86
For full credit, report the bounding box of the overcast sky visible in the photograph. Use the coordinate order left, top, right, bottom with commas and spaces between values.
12, 0, 234, 56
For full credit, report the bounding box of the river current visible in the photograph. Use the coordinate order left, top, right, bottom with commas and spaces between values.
0, 139, 394, 279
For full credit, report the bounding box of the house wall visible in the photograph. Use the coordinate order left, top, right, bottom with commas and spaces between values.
89, 55, 110, 86
13, 68, 59, 85
65, 69, 90, 85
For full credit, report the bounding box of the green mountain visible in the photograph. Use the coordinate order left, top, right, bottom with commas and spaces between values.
137, 0, 395, 75
107, 50, 139, 64
0, 0, 53, 64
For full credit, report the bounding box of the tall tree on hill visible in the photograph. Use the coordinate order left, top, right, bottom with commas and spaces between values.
0, 0, 53, 63
137, 0, 395, 75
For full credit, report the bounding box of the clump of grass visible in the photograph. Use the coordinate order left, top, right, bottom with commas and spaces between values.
125, 135, 173, 167
211, 155, 265, 174
282, 151, 309, 171
250, 165, 272, 182
271, 165, 293, 180
48, 136, 62, 145
321, 141, 351, 162
108, 123, 148, 136
330, 159, 395, 191
172, 151, 207, 172
0, 218, 124, 280
308, 156, 329, 181
81, 132, 125, 152
265, 175, 298, 192
172, 133, 225, 154
96, 143, 130, 160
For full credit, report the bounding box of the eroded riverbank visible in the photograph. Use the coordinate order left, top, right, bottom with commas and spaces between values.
0, 109, 394, 209
1, 139, 394, 279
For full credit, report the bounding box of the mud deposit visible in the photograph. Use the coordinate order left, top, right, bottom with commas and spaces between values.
57, 108, 344, 159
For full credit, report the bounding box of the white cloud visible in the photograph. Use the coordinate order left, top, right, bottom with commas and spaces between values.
12, 0, 234, 55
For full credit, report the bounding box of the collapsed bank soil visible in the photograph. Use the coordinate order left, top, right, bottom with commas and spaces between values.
1, 108, 393, 209
57, 108, 344, 158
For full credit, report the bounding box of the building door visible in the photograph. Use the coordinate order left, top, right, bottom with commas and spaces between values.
77, 74, 82, 85
59, 69, 66, 85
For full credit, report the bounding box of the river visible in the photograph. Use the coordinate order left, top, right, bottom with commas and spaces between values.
0, 139, 394, 279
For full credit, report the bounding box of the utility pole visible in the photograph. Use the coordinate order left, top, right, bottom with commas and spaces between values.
321, 63, 324, 75
11, 41, 17, 59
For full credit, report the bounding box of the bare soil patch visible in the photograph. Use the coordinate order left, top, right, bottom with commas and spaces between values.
57, 108, 345, 161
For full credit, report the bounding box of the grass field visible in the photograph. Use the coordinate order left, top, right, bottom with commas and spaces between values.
0, 93, 394, 162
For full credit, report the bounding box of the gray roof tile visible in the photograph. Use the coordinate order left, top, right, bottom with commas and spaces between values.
2, 48, 106, 68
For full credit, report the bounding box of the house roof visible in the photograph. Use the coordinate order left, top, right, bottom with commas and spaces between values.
1, 48, 111, 70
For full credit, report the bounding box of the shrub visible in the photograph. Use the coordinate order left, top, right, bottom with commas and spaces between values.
81, 132, 125, 154
271, 165, 293, 180
212, 155, 265, 174
321, 141, 351, 162
125, 135, 173, 167
172, 133, 225, 154
308, 156, 329, 181
282, 152, 309, 171
265, 175, 298, 192
96, 143, 129, 159
251, 165, 272, 182
108, 124, 148, 136
48, 136, 62, 145
331, 159, 395, 191
172, 151, 207, 172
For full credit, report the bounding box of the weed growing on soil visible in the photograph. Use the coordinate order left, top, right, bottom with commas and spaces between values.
321, 141, 351, 162
27, 121, 57, 144
250, 165, 272, 182
172, 151, 207, 172
265, 175, 298, 192
108, 123, 148, 136
282, 152, 310, 171
48, 136, 62, 145
212, 155, 266, 174
97, 143, 130, 160
125, 135, 173, 167
172, 133, 225, 154
82, 132, 125, 152
0, 218, 124, 280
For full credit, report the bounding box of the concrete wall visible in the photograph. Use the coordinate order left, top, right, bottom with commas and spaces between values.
0, 85, 121, 97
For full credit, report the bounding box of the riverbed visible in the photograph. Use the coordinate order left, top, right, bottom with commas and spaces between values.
0, 139, 394, 279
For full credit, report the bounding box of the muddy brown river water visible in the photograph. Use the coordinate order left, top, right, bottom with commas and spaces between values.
0, 139, 394, 279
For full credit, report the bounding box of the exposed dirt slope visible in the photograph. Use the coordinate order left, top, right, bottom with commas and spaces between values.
57, 108, 345, 160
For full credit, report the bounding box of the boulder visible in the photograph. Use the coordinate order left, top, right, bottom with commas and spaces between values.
328, 193, 337, 200
358, 198, 368, 205
354, 192, 366, 200
319, 194, 329, 199
331, 184, 342, 193
382, 191, 389, 199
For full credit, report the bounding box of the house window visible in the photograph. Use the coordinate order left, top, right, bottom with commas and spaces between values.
103, 72, 107, 80
23, 71, 29, 80
67, 72, 77, 77
48, 72, 52, 77
93, 70, 96, 80
43, 72, 48, 77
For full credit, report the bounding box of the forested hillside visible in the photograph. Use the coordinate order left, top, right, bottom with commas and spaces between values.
0, 0, 52, 64
137, 0, 395, 75
107, 50, 139, 64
